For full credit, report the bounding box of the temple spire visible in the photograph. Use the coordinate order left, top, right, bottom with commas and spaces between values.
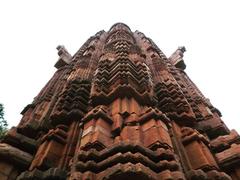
0, 24, 238, 180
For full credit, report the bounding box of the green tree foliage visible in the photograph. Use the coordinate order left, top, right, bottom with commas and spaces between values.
0, 103, 8, 140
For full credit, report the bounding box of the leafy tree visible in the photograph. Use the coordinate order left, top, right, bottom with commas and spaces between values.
0, 103, 8, 140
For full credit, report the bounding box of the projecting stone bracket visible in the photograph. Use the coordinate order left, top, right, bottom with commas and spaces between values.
168, 46, 186, 70
2, 127, 38, 154
55, 45, 72, 69
0, 143, 33, 169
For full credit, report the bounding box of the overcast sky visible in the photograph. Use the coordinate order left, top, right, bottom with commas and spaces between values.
0, 0, 239, 132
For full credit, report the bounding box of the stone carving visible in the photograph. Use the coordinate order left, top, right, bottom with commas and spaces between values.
0, 23, 239, 180
55, 45, 72, 69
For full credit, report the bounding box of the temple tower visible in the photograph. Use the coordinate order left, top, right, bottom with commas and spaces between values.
0, 23, 240, 180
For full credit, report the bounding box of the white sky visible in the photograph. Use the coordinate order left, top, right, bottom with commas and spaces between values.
0, 0, 239, 132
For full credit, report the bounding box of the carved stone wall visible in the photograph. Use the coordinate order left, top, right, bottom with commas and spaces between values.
0, 23, 239, 180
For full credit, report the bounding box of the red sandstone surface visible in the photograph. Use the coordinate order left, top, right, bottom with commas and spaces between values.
0, 23, 239, 180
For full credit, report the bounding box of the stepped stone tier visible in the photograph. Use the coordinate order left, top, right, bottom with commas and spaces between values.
1, 23, 240, 180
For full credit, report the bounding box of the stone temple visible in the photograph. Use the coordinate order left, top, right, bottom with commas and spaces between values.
0, 23, 240, 180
